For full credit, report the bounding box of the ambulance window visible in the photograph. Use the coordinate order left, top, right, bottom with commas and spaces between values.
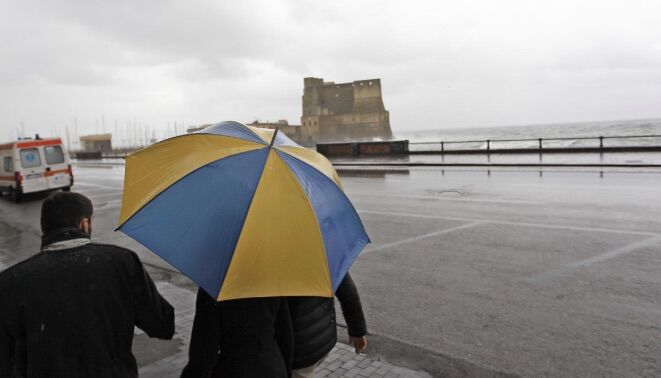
45, 146, 65, 165
20, 148, 41, 168
3, 157, 13, 172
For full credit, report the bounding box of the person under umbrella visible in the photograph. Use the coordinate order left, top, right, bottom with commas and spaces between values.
117, 122, 370, 377
180, 290, 293, 378
289, 272, 367, 378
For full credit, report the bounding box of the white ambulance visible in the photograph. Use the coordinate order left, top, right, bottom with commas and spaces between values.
0, 137, 73, 202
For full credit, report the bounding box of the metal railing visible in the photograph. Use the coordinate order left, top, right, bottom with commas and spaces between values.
410, 134, 661, 153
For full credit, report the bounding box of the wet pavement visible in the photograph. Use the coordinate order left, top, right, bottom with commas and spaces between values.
1, 163, 660, 377
136, 281, 431, 378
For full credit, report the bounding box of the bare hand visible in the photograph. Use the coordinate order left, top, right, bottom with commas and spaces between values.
349, 335, 367, 354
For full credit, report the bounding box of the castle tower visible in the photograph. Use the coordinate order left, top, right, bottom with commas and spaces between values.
301, 77, 393, 142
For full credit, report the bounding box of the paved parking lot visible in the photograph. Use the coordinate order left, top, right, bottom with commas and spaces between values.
1, 163, 660, 377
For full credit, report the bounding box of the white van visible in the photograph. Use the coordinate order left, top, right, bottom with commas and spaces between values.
0, 138, 73, 202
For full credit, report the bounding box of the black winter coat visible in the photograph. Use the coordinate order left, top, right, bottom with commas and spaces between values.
288, 273, 367, 369
0, 228, 175, 378
180, 289, 293, 378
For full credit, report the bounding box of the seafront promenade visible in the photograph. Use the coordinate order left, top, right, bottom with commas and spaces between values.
0, 254, 431, 378
1, 161, 660, 377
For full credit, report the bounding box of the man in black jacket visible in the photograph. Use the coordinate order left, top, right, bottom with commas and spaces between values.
0, 192, 175, 378
288, 273, 367, 377
179, 289, 293, 378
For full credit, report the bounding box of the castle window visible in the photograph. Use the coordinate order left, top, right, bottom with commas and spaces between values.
369, 81, 373, 86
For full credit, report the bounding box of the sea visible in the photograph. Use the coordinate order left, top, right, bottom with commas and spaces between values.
395, 118, 661, 150
82, 118, 661, 167
333, 118, 661, 166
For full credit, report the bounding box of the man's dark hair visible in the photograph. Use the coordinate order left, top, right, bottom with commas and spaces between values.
41, 192, 94, 234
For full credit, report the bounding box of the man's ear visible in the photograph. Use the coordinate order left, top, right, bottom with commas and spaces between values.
79, 217, 90, 234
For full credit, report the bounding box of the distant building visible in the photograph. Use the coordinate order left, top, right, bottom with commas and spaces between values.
301, 77, 393, 142
79, 134, 112, 152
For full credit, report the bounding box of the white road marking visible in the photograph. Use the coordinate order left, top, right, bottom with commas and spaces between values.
349, 192, 542, 205
528, 235, 661, 282
344, 176, 661, 193
362, 221, 484, 254
74, 175, 124, 181
74, 181, 122, 190
358, 209, 661, 237
510, 183, 661, 192
87, 192, 122, 200
73, 188, 119, 196
93, 199, 122, 210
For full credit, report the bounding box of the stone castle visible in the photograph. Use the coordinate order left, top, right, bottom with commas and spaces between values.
247, 77, 393, 144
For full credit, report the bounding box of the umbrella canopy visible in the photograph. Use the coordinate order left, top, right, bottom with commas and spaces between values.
117, 121, 370, 301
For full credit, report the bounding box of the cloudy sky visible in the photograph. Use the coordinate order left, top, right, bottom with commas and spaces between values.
1, 0, 660, 142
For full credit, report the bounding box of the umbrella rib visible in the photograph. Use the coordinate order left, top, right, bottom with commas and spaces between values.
275, 148, 371, 243
239, 122, 270, 144
194, 132, 265, 146
275, 148, 344, 191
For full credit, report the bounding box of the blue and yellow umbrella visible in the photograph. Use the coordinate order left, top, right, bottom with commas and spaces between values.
117, 121, 370, 301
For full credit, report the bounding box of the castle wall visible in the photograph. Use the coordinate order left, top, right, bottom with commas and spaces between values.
190, 77, 393, 146
301, 77, 393, 142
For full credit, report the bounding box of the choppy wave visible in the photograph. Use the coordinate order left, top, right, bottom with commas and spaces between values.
397, 118, 661, 150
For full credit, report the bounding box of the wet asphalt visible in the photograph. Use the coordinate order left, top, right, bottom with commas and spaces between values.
1, 163, 660, 377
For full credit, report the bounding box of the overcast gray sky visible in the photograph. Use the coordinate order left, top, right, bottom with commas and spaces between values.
1, 0, 660, 142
